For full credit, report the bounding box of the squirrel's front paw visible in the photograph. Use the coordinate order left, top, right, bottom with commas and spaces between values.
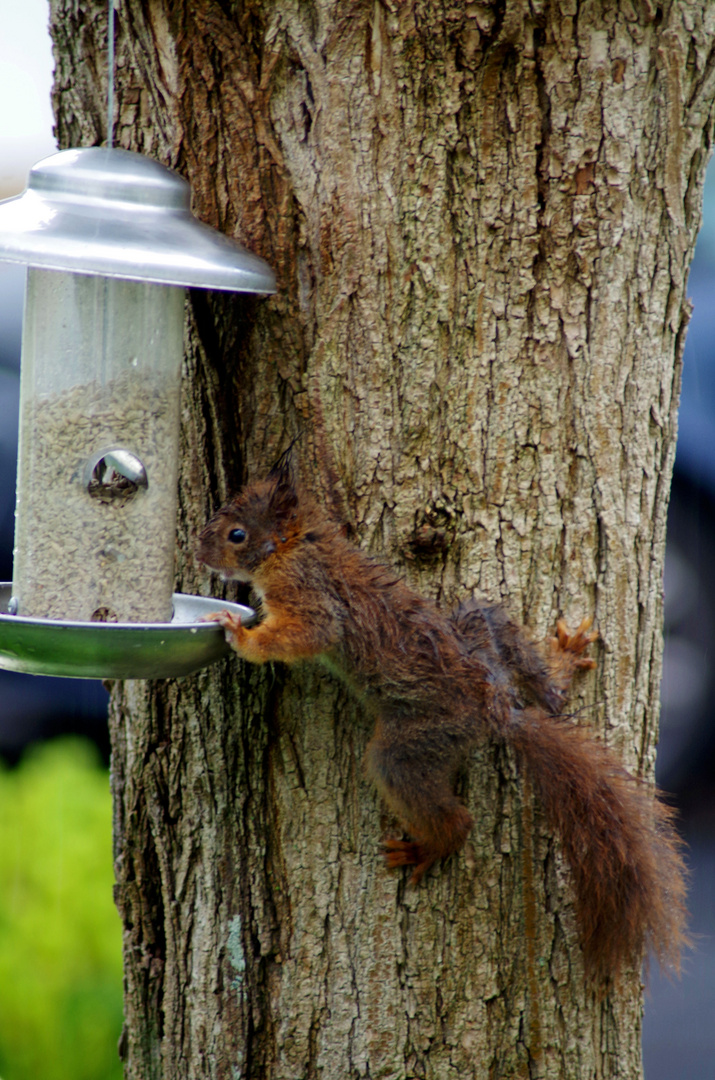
203, 610, 246, 651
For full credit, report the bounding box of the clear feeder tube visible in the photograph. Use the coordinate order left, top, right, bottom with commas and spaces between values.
12, 268, 185, 623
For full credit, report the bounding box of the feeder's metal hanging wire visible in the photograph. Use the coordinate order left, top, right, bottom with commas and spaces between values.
107, 0, 116, 147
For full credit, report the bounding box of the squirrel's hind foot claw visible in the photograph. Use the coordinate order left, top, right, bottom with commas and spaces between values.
382, 838, 433, 884
551, 616, 597, 669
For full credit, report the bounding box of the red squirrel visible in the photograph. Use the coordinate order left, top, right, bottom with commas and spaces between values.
197, 460, 688, 979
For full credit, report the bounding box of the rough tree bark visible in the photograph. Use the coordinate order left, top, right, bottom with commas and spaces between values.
49, 1, 715, 1077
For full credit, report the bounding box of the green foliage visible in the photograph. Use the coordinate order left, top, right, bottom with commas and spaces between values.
0, 738, 123, 1080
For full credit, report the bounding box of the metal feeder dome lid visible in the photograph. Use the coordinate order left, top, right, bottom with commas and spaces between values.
0, 146, 276, 293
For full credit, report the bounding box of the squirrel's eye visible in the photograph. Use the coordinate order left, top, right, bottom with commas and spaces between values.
228, 528, 247, 544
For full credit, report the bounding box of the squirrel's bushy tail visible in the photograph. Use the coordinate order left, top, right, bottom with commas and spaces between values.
510, 708, 688, 978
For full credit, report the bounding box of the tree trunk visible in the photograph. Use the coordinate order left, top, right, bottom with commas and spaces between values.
50, 1, 715, 1077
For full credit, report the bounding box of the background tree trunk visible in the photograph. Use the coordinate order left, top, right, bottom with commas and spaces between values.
50, 1, 715, 1077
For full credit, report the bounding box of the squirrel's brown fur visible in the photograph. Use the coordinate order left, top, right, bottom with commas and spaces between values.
197, 467, 688, 980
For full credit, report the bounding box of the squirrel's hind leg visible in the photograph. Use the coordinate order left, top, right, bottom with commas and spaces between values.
365, 727, 473, 883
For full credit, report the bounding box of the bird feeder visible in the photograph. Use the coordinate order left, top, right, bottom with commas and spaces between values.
0, 146, 272, 678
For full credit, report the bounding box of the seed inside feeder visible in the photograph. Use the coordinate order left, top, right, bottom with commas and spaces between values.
11, 270, 184, 623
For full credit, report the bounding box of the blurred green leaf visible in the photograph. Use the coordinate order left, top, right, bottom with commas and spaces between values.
0, 738, 123, 1080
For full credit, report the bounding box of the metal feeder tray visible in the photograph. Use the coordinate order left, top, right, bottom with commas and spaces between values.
0, 585, 254, 680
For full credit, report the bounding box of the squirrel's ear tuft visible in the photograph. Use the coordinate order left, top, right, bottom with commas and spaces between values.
267, 436, 301, 518
268, 435, 301, 485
